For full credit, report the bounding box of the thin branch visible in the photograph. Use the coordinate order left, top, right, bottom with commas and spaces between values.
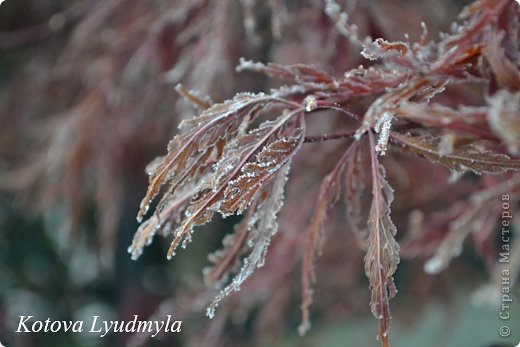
304, 131, 355, 143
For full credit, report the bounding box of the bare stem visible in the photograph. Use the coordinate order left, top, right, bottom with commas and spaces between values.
304, 131, 355, 143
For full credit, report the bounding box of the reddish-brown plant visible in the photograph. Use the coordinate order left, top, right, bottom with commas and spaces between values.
129, 1, 520, 346
2, 0, 519, 346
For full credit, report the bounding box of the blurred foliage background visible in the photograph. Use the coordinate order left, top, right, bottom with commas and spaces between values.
0, 0, 519, 346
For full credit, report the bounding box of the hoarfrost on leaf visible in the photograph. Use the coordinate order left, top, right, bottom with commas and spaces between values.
374, 112, 394, 155
206, 161, 291, 318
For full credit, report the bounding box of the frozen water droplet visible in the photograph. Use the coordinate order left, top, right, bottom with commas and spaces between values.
304, 96, 317, 112
206, 307, 215, 319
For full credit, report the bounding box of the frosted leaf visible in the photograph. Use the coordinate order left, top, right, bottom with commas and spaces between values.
236, 58, 334, 87
361, 38, 410, 61
365, 133, 400, 344
206, 161, 291, 318
218, 132, 303, 216
137, 92, 274, 223
204, 205, 257, 288
391, 132, 520, 174
163, 109, 303, 260
129, 189, 193, 260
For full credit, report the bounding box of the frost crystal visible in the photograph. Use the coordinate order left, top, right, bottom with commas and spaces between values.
304, 96, 317, 112
374, 112, 394, 155
236, 57, 266, 73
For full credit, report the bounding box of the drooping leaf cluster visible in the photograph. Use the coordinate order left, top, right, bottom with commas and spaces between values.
130, 1, 520, 346
2, 0, 519, 346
